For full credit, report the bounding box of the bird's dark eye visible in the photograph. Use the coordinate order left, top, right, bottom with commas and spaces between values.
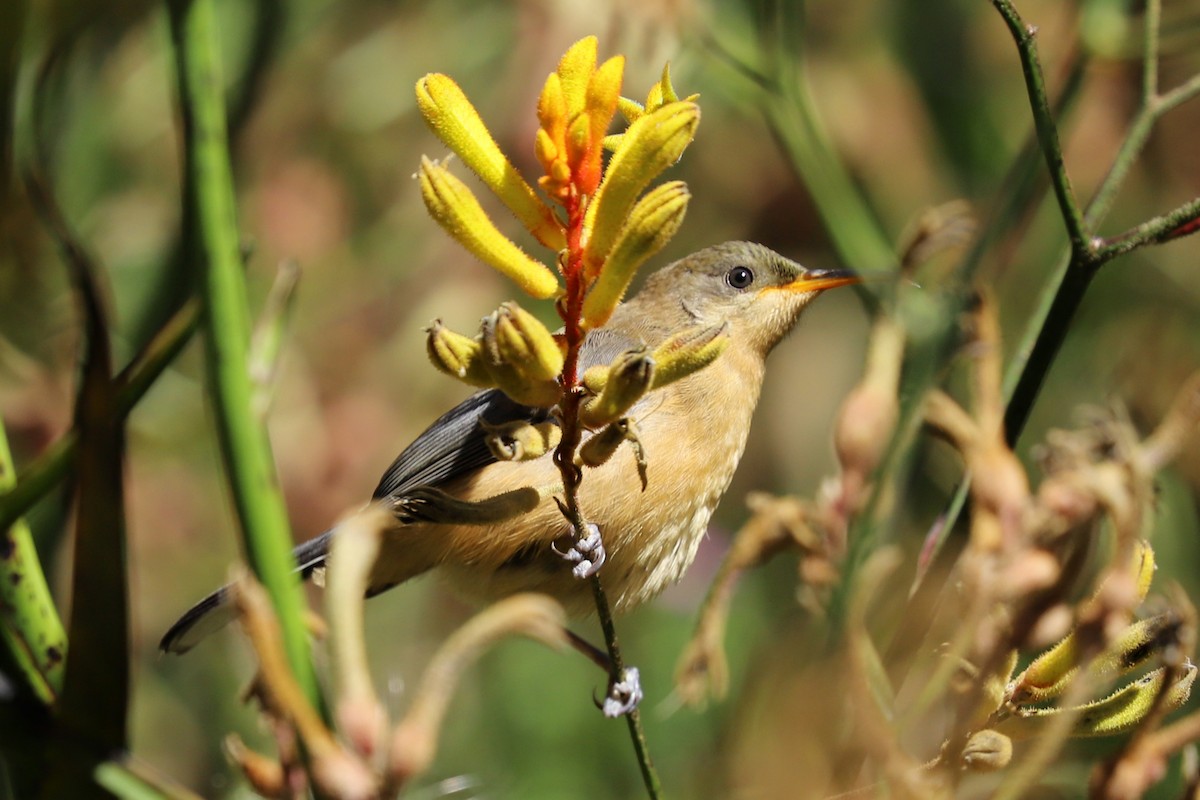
726, 265, 755, 290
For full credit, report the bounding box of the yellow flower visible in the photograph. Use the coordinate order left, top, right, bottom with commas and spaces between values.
416, 74, 565, 250
418, 157, 560, 299
535, 36, 625, 202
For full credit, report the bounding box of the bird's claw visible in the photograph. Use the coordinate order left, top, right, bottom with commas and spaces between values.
596, 667, 643, 718
551, 522, 607, 579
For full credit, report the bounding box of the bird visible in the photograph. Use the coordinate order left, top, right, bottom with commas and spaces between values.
160, 241, 859, 654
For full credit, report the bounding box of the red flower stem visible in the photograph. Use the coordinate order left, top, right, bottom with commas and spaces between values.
551, 191, 662, 798
554, 192, 587, 524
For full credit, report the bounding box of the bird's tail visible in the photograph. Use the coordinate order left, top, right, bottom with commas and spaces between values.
159, 531, 334, 654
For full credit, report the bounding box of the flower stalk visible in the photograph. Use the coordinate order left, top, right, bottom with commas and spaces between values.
413, 35, 701, 797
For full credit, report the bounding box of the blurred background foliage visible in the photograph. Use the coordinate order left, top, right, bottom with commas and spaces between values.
2, 0, 1200, 797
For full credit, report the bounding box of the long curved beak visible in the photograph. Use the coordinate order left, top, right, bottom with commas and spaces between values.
787, 267, 860, 293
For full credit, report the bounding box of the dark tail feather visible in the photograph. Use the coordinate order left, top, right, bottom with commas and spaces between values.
159, 530, 334, 654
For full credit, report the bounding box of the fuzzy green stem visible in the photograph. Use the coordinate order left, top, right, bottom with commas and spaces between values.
169, 0, 317, 704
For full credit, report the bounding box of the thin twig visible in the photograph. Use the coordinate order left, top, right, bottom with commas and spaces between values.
989, 0, 1091, 261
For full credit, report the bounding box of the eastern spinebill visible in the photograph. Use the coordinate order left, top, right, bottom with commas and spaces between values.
161, 241, 858, 653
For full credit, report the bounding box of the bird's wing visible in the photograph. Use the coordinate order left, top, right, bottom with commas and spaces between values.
371, 326, 642, 501
160, 327, 644, 654
370, 389, 551, 500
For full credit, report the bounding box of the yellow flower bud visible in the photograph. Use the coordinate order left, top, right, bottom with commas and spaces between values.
649, 323, 729, 390
534, 129, 558, 172
481, 419, 562, 461
578, 421, 629, 468
583, 101, 700, 267
416, 75, 565, 249
587, 57, 624, 140
481, 358, 561, 408
556, 36, 597, 118
616, 96, 644, 125
578, 419, 647, 489
997, 663, 1197, 739
580, 349, 654, 428
582, 181, 689, 326
565, 112, 591, 170
1130, 538, 1156, 604
488, 302, 564, 382
425, 320, 493, 388
418, 157, 560, 299
1011, 612, 1177, 705
582, 365, 609, 394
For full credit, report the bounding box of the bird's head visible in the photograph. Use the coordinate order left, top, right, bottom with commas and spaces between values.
625, 241, 859, 357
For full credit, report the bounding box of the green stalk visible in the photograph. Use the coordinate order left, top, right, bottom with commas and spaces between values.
0, 420, 65, 704
169, 0, 317, 703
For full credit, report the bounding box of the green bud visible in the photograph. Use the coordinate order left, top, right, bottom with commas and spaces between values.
482, 358, 561, 408
582, 181, 690, 327
998, 663, 1197, 739
650, 323, 729, 390
583, 102, 700, 272
491, 302, 564, 381
578, 419, 647, 490
426, 320, 494, 388
580, 349, 654, 428
481, 419, 562, 461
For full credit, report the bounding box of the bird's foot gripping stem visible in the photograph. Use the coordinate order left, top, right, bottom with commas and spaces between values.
567, 631, 644, 717
600, 667, 643, 718
552, 521, 606, 579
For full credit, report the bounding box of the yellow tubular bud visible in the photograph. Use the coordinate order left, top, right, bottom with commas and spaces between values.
534, 129, 558, 172
582, 365, 609, 394
1011, 614, 1181, 705
617, 96, 644, 125
537, 73, 567, 143
578, 422, 628, 468
649, 323, 729, 390
580, 350, 654, 428
565, 112, 592, 170
644, 82, 664, 112
582, 181, 689, 325
1131, 539, 1156, 603
416, 75, 565, 249
999, 664, 1197, 739
425, 320, 494, 388
583, 102, 700, 267
657, 63, 679, 104
557, 36, 597, 117
1009, 630, 1077, 705
1068, 664, 1194, 737
481, 419, 562, 461
481, 358, 561, 408
418, 158, 560, 299
492, 302, 564, 382
586, 56, 625, 147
